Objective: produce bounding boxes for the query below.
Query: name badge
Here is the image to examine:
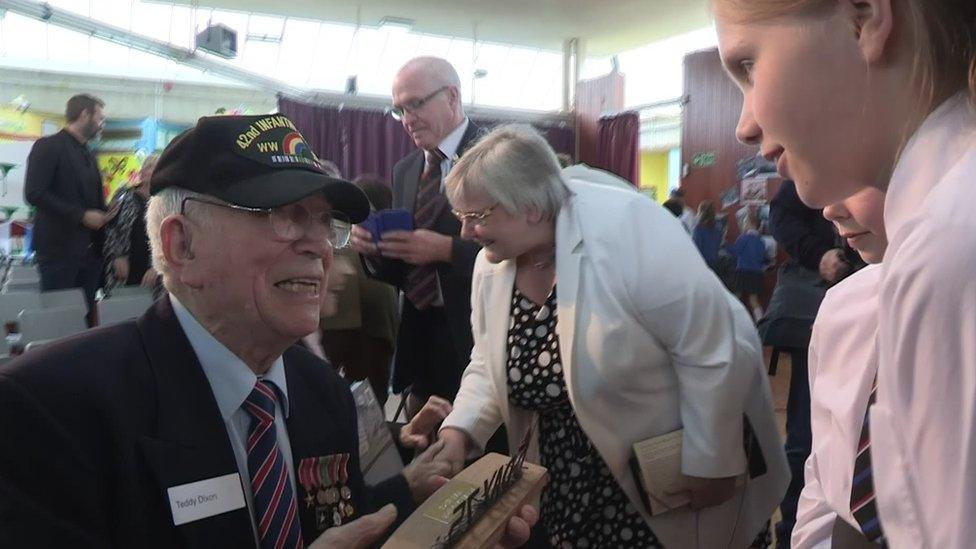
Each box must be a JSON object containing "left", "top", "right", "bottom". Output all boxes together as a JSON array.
[{"left": 167, "top": 473, "right": 246, "bottom": 526}]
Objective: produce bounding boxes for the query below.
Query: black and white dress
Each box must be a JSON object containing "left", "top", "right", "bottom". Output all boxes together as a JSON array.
[{"left": 506, "top": 286, "right": 662, "bottom": 548}]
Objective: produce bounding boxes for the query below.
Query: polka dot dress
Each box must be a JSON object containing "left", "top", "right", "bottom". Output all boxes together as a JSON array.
[{"left": 506, "top": 286, "right": 662, "bottom": 548}]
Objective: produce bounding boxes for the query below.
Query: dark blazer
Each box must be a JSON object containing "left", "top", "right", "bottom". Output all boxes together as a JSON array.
[
  {"left": 0, "top": 296, "right": 413, "bottom": 548},
  {"left": 769, "top": 180, "right": 864, "bottom": 273},
  {"left": 24, "top": 129, "right": 106, "bottom": 259},
  {"left": 366, "top": 122, "right": 483, "bottom": 395}
]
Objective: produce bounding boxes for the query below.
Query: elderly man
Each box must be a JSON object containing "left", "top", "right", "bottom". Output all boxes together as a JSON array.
[
  {"left": 350, "top": 57, "right": 482, "bottom": 413},
  {"left": 0, "top": 115, "right": 540, "bottom": 548}
]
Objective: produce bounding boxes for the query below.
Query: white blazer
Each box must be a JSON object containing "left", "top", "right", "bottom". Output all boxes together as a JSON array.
[
  {"left": 792, "top": 265, "right": 881, "bottom": 548},
  {"left": 442, "top": 180, "right": 789, "bottom": 548},
  {"left": 871, "top": 93, "right": 976, "bottom": 548}
]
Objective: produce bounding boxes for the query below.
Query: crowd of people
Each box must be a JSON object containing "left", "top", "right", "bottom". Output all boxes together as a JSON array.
[{"left": 0, "top": 1, "right": 974, "bottom": 547}]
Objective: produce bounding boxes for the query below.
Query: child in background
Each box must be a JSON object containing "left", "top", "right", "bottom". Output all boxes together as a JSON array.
[{"left": 730, "top": 212, "right": 768, "bottom": 321}]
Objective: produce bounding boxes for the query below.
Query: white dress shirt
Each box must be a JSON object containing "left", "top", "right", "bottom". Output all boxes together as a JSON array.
[
  {"left": 171, "top": 295, "right": 297, "bottom": 548},
  {"left": 434, "top": 117, "right": 469, "bottom": 192},
  {"left": 871, "top": 93, "right": 976, "bottom": 548},
  {"left": 792, "top": 265, "right": 881, "bottom": 548}
]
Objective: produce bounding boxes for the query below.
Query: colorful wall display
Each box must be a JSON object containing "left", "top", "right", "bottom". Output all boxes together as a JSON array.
[{"left": 97, "top": 152, "right": 143, "bottom": 202}]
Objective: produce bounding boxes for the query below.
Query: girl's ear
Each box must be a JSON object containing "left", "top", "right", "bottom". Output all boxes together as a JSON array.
[{"left": 846, "top": 0, "right": 895, "bottom": 64}]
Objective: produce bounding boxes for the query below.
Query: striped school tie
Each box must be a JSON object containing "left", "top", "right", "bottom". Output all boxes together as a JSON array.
[
  {"left": 404, "top": 148, "right": 447, "bottom": 310},
  {"left": 243, "top": 380, "right": 304, "bottom": 549},
  {"left": 850, "top": 377, "right": 887, "bottom": 546}
]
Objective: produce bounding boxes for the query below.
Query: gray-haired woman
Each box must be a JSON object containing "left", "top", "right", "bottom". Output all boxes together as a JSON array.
[{"left": 424, "top": 124, "right": 789, "bottom": 548}]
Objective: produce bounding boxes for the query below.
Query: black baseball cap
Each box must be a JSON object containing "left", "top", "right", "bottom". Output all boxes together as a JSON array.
[{"left": 151, "top": 114, "right": 370, "bottom": 223}]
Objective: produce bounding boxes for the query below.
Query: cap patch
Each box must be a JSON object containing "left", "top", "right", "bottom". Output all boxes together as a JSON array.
[
  {"left": 283, "top": 132, "right": 309, "bottom": 156},
  {"left": 235, "top": 115, "right": 319, "bottom": 169}
]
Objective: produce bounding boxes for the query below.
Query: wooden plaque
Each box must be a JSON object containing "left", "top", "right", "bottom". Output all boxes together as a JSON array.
[{"left": 382, "top": 453, "right": 548, "bottom": 549}]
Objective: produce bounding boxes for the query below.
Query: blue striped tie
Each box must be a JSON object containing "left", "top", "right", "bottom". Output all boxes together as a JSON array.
[
  {"left": 850, "top": 378, "right": 887, "bottom": 546},
  {"left": 243, "top": 380, "right": 304, "bottom": 549}
]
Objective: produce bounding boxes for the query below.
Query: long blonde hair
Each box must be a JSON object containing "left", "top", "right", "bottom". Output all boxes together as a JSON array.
[{"left": 712, "top": 0, "right": 976, "bottom": 114}]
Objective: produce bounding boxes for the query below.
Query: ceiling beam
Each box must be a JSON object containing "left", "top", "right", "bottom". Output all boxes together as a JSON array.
[{"left": 2, "top": 0, "right": 308, "bottom": 97}]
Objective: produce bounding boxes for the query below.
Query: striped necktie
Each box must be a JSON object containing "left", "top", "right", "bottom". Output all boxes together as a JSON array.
[
  {"left": 850, "top": 377, "right": 887, "bottom": 546},
  {"left": 404, "top": 148, "right": 447, "bottom": 310},
  {"left": 243, "top": 380, "right": 305, "bottom": 549}
]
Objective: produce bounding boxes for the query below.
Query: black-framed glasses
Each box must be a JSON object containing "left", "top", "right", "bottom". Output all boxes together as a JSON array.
[
  {"left": 180, "top": 196, "right": 352, "bottom": 248},
  {"left": 390, "top": 86, "right": 450, "bottom": 121},
  {"left": 452, "top": 202, "right": 499, "bottom": 225}
]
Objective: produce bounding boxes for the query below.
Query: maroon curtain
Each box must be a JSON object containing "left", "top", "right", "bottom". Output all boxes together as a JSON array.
[
  {"left": 279, "top": 96, "right": 575, "bottom": 182},
  {"left": 279, "top": 97, "right": 414, "bottom": 182},
  {"left": 597, "top": 111, "right": 640, "bottom": 187}
]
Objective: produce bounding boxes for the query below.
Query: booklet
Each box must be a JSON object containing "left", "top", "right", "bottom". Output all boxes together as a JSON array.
[
  {"left": 360, "top": 209, "right": 414, "bottom": 242},
  {"left": 630, "top": 425, "right": 764, "bottom": 516}
]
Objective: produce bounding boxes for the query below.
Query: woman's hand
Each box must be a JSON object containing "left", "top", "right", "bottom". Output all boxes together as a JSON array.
[
  {"left": 430, "top": 427, "right": 469, "bottom": 476},
  {"left": 140, "top": 267, "right": 158, "bottom": 288},
  {"left": 666, "top": 475, "right": 738, "bottom": 510},
  {"left": 402, "top": 440, "right": 452, "bottom": 503},
  {"left": 113, "top": 257, "right": 129, "bottom": 281},
  {"left": 399, "top": 396, "right": 453, "bottom": 450}
]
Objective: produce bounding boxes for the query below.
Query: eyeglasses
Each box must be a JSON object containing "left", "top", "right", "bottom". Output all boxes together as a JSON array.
[
  {"left": 181, "top": 196, "right": 352, "bottom": 249},
  {"left": 452, "top": 202, "right": 499, "bottom": 225},
  {"left": 390, "top": 86, "right": 449, "bottom": 121}
]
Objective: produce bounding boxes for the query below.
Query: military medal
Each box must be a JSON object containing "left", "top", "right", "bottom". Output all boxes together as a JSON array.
[
  {"left": 300, "top": 455, "right": 340, "bottom": 530},
  {"left": 298, "top": 457, "right": 321, "bottom": 510},
  {"left": 324, "top": 454, "right": 340, "bottom": 504}
]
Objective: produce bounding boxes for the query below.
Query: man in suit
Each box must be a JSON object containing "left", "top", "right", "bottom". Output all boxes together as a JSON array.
[
  {"left": 0, "top": 115, "right": 467, "bottom": 548},
  {"left": 350, "top": 57, "right": 482, "bottom": 414},
  {"left": 24, "top": 94, "right": 110, "bottom": 324}
]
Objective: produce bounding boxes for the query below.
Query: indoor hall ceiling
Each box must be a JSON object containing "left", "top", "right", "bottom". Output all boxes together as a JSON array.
[{"left": 171, "top": 0, "right": 712, "bottom": 55}]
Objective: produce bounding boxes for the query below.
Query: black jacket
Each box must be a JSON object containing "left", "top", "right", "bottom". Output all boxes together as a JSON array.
[
  {"left": 24, "top": 129, "right": 106, "bottom": 259},
  {"left": 364, "top": 122, "right": 484, "bottom": 395},
  {"left": 0, "top": 296, "right": 413, "bottom": 548}
]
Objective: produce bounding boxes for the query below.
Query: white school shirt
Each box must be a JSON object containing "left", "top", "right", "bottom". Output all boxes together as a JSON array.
[
  {"left": 792, "top": 265, "right": 881, "bottom": 548},
  {"left": 871, "top": 93, "right": 976, "bottom": 548}
]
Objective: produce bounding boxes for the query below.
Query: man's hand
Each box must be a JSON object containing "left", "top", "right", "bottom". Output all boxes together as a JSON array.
[
  {"left": 666, "top": 475, "right": 738, "bottom": 510},
  {"left": 113, "top": 257, "right": 129, "bottom": 281},
  {"left": 498, "top": 505, "right": 539, "bottom": 548},
  {"left": 819, "top": 248, "right": 850, "bottom": 284},
  {"left": 81, "top": 209, "right": 108, "bottom": 230},
  {"left": 400, "top": 396, "right": 453, "bottom": 451},
  {"left": 141, "top": 267, "right": 158, "bottom": 288},
  {"left": 377, "top": 230, "right": 452, "bottom": 265},
  {"left": 402, "top": 440, "right": 453, "bottom": 503},
  {"left": 349, "top": 225, "right": 380, "bottom": 257},
  {"left": 308, "top": 503, "right": 397, "bottom": 549}
]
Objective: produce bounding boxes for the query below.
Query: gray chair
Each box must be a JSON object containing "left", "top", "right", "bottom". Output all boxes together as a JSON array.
[
  {"left": 40, "top": 288, "right": 86, "bottom": 310},
  {"left": 18, "top": 306, "right": 87, "bottom": 346},
  {"left": 3, "top": 279, "right": 39, "bottom": 293},
  {"left": 0, "top": 291, "right": 41, "bottom": 326},
  {"left": 108, "top": 286, "right": 154, "bottom": 299},
  {"left": 6, "top": 264, "right": 38, "bottom": 282},
  {"left": 98, "top": 295, "right": 154, "bottom": 326}
]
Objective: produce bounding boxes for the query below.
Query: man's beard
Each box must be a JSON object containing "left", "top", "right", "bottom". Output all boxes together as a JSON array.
[{"left": 83, "top": 120, "right": 101, "bottom": 140}]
